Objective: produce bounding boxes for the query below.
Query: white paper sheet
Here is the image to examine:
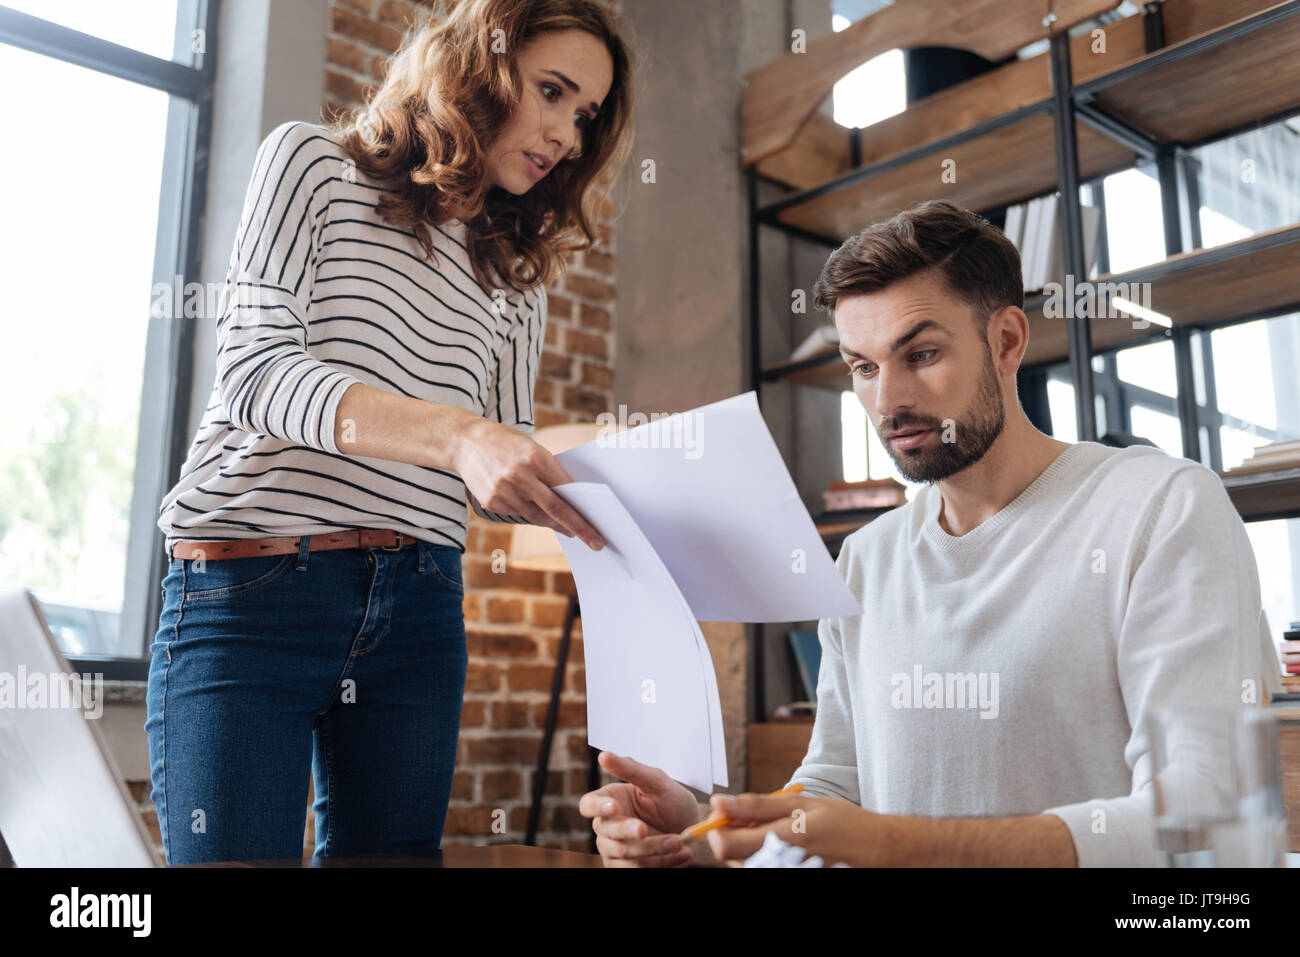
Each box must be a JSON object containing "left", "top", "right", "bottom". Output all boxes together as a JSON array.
[
  {"left": 557, "top": 391, "right": 861, "bottom": 622},
  {"left": 554, "top": 482, "right": 727, "bottom": 791}
]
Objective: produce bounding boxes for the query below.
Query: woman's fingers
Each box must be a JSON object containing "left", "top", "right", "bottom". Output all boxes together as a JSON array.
[{"left": 525, "top": 479, "right": 605, "bottom": 549}]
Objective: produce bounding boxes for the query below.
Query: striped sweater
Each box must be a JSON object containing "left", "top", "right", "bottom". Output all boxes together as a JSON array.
[{"left": 157, "top": 120, "right": 543, "bottom": 555}]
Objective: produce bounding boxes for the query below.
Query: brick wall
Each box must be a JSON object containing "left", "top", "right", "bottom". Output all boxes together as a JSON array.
[{"left": 325, "top": 0, "right": 621, "bottom": 851}]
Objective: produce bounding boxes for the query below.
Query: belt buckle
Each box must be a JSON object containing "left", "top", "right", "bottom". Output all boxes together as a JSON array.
[{"left": 380, "top": 533, "right": 404, "bottom": 552}]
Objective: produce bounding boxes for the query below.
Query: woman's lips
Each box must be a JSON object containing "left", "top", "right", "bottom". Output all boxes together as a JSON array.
[
  {"left": 890, "top": 429, "right": 933, "bottom": 450},
  {"left": 524, "top": 153, "right": 547, "bottom": 181}
]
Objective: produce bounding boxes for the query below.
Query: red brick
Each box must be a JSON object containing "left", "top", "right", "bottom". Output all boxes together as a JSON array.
[
  {"left": 461, "top": 699, "right": 486, "bottom": 727},
  {"left": 580, "top": 361, "right": 612, "bottom": 391},
  {"left": 534, "top": 378, "right": 556, "bottom": 405},
  {"left": 327, "top": 36, "right": 369, "bottom": 74},
  {"left": 569, "top": 666, "right": 586, "bottom": 694},
  {"left": 565, "top": 732, "right": 592, "bottom": 761},
  {"left": 597, "top": 224, "right": 613, "bottom": 249},
  {"left": 334, "top": 0, "right": 373, "bottom": 14},
  {"left": 330, "top": 6, "right": 404, "bottom": 53},
  {"left": 564, "top": 328, "right": 609, "bottom": 361},
  {"left": 462, "top": 592, "right": 482, "bottom": 622},
  {"left": 325, "top": 69, "right": 372, "bottom": 106},
  {"left": 486, "top": 596, "right": 525, "bottom": 624},
  {"left": 550, "top": 571, "right": 577, "bottom": 596},
  {"left": 464, "top": 661, "right": 501, "bottom": 692},
  {"left": 547, "top": 293, "right": 576, "bottom": 320},
  {"left": 578, "top": 303, "right": 611, "bottom": 332},
  {"left": 450, "top": 771, "right": 474, "bottom": 800},
  {"left": 479, "top": 525, "right": 514, "bottom": 553},
  {"left": 562, "top": 274, "right": 614, "bottom": 304},
  {"left": 546, "top": 634, "right": 584, "bottom": 662},
  {"left": 567, "top": 769, "right": 592, "bottom": 795},
  {"left": 508, "top": 663, "right": 555, "bottom": 692},
  {"left": 465, "top": 734, "right": 543, "bottom": 764},
  {"left": 544, "top": 318, "right": 565, "bottom": 347},
  {"left": 481, "top": 769, "right": 523, "bottom": 801},
  {"left": 375, "top": 0, "right": 421, "bottom": 31},
  {"left": 551, "top": 805, "right": 588, "bottom": 832},
  {"left": 529, "top": 596, "right": 570, "bottom": 627},
  {"left": 540, "top": 349, "right": 572, "bottom": 379},
  {"left": 491, "top": 700, "right": 534, "bottom": 729},
  {"left": 467, "top": 629, "right": 537, "bottom": 657},
  {"left": 532, "top": 700, "right": 586, "bottom": 728},
  {"left": 563, "top": 385, "right": 608, "bottom": 418},
  {"left": 463, "top": 558, "right": 545, "bottom": 591},
  {"left": 584, "top": 250, "right": 615, "bottom": 275}
]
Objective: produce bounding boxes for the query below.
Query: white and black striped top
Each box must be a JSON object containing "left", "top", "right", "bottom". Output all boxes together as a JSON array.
[{"left": 157, "top": 120, "right": 543, "bottom": 555}]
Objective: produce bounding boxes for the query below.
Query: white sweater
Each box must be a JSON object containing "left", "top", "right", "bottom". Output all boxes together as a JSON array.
[{"left": 787, "top": 441, "right": 1264, "bottom": 867}]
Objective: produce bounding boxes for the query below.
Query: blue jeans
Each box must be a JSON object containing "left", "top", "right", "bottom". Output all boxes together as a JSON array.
[{"left": 144, "top": 536, "right": 467, "bottom": 865}]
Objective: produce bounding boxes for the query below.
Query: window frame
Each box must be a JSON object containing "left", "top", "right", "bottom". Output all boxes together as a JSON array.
[{"left": 0, "top": 1, "right": 220, "bottom": 678}]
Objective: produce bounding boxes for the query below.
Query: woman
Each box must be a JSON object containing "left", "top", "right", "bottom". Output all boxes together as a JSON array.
[{"left": 146, "top": 0, "right": 634, "bottom": 864}]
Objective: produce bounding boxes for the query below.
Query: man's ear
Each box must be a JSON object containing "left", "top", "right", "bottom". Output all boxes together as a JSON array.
[{"left": 989, "top": 305, "right": 1029, "bottom": 375}]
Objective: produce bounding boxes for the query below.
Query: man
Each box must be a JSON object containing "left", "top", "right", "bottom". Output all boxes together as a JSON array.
[{"left": 579, "top": 200, "right": 1265, "bottom": 867}]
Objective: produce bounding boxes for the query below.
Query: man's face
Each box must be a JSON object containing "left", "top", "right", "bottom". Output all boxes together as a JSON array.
[{"left": 836, "top": 272, "right": 1006, "bottom": 483}]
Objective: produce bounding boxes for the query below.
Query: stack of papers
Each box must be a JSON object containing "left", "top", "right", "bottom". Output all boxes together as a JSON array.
[{"left": 552, "top": 392, "right": 861, "bottom": 792}]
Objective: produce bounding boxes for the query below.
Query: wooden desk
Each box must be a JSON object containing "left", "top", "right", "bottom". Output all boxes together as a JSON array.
[{"left": 190, "top": 844, "right": 605, "bottom": 868}]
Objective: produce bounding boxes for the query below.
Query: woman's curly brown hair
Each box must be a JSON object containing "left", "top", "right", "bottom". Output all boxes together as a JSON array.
[{"left": 326, "top": 0, "right": 634, "bottom": 293}]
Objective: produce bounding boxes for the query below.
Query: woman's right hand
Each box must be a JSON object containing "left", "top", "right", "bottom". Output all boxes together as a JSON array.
[{"left": 452, "top": 416, "right": 606, "bottom": 550}]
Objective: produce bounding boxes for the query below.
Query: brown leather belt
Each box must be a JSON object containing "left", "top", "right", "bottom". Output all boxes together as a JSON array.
[{"left": 170, "top": 529, "right": 418, "bottom": 561}]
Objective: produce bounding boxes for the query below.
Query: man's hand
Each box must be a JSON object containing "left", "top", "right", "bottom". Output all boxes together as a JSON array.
[
  {"left": 578, "top": 753, "right": 703, "bottom": 867},
  {"left": 703, "top": 792, "right": 1079, "bottom": 867},
  {"left": 704, "top": 792, "right": 880, "bottom": 867}
]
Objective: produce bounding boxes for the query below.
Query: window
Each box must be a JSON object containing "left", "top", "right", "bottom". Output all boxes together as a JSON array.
[{"left": 0, "top": 2, "right": 216, "bottom": 673}]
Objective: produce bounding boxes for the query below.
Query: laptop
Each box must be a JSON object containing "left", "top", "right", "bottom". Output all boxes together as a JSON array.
[{"left": 0, "top": 585, "right": 158, "bottom": 867}]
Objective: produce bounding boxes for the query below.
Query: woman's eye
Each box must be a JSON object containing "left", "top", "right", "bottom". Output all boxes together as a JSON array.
[{"left": 541, "top": 83, "right": 560, "bottom": 101}]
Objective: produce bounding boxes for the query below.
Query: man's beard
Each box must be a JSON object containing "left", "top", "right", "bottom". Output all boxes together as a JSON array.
[{"left": 878, "top": 348, "right": 1006, "bottom": 484}]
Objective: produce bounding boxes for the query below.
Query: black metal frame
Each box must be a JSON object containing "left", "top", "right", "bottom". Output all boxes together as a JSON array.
[
  {"left": 744, "top": 0, "right": 1300, "bottom": 719},
  {"left": 0, "top": 2, "right": 221, "bottom": 680}
]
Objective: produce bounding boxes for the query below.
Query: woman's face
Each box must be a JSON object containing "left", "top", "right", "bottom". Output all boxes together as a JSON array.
[{"left": 484, "top": 28, "right": 614, "bottom": 195}]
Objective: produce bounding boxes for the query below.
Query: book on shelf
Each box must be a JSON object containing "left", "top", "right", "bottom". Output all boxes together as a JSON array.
[
  {"left": 1220, "top": 439, "right": 1300, "bottom": 477},
  {"left": 1003, "top": 196, "right": 1102, "bottom": 293},
  {"left": 789, "top": 323, "right": 840, "bottom": 362},
  {"left": 821, "top": 477, "right": 908, "bottom": 512}
]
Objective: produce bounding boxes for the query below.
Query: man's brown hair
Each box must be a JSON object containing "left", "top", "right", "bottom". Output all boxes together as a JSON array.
[{"left": 812, "top": 200, "right": 1024, "bottom": 330}]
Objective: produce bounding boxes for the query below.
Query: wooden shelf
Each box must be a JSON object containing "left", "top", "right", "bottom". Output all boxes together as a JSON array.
[
  {"left": 1082, "top": 0, "right": 1300, "bottom": 147},
  {"left": 1222, "top": 466, "right": 1300, "bottom": 521},
  {"left": 753, "top": 0, "right": 1298, "bottom": 245},
  {"left": 772, "top": 112, "right": 1135, "bottom": 244}
]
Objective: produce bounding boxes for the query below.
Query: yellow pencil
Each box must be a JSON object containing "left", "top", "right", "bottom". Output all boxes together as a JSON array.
[{"left": 677, "top": 782, "right": 804, "bottom": 842}]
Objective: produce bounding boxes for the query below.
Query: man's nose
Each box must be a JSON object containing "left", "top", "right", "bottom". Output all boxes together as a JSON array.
[{"left": 873, "top": 368, "right": 913, "bottom": 420}]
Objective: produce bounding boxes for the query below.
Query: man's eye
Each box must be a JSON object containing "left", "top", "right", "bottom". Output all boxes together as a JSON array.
[
  {"left": 910, "top": 349, "right": 936, "bottom": 362},
  {"left": 849, "top": 364, "right": 875, "bottom": 378}
]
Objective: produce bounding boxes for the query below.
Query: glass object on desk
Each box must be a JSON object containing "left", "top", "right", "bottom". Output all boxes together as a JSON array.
[{"left": 1148, "top": 706, "right": 1286, "bottom": 867}]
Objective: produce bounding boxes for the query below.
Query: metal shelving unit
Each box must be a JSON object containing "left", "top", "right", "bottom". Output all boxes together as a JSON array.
[{"left": 742, "top": 0, "right": 1300, "bottom": 719}]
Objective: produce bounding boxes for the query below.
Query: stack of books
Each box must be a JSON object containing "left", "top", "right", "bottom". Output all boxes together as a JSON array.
[
  {"left": 1219, "top": 439, "right": 1300, "bottom": 477},
  {"left": 1003, "top": 195, "right": 1103, "bottom": 294}
]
